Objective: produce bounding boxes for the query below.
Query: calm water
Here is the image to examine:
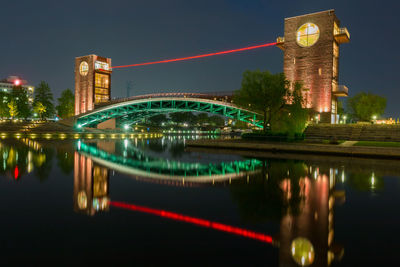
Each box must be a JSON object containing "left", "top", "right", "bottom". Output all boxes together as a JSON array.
[{"left": 0, "top": 136, "right": 399, "bottom": 265}]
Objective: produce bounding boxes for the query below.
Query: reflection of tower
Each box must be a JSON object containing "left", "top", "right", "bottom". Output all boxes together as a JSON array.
[
  {"left": 73, "top": 152, "right": 110, "bottom": 216},
  {"left": 279, "top": 167, "right": 342, "bottom": 266}
]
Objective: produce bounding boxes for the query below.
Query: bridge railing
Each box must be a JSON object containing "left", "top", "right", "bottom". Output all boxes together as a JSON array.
[{"left": 95, "top": 92, "right": 234, "bottom": 108}]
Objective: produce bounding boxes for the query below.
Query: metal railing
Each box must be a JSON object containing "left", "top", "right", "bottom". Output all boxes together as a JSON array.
[
  {"left": 334, "top": 27, "right": 350, "bottom": 39},
  {"left": 276, "top": 37, "right": 285, "bottom": 43}
]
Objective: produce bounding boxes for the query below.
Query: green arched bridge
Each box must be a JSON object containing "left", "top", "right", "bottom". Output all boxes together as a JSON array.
[{"left": 75, "top": 93, "right": 263, "bottom": 128}]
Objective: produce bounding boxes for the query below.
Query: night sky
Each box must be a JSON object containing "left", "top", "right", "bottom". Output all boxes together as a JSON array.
[{"left": 1, "top": 0, "right": 399, "bottom": 116}]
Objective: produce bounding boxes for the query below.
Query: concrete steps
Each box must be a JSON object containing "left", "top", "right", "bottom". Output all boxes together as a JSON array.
[{"left": 304, "top": 124, "right": 400, "bottom": 142}]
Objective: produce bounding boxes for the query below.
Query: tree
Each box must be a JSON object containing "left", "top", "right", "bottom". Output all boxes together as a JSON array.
[
  {"left": 33, "top": 102, "right": 46, "bottom": 120},
  {"left": 196, "top": 113, "right": 209, "bottom": 125},
  {"left": 280, "top": 82, "right": 308, "bottom": 135},
  {"left": 148, "top": 114, "right": 167, "bottom": 125},
  {"left": 169, "top": 112, "right": 197, "bottom": 125},
  {"left": 347, "top": 92, "right": 386, "bottom": 121},
  {"left": 56, "top": 89, "right": 75, "bottom": 119},
  {"left": 208, "top": 115, "right": 225, "bottom": 127},
  {"left": 8, "top": 100, "right": 18, "bottom": 118},
  {"left": 34, "top": 81, "right": 55, "bottom": 119},
  {"left": 0, "top": 91, "right": 9, "bottom": 118},
  {"left": 11, "top": 86, "right": 31, "bottom": 119},
  {"left": 234, "top": 70, "right": 290, "bottom": 132}
]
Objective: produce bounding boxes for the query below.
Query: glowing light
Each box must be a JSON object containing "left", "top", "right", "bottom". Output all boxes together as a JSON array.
[
  {"left": 110, "top": 201, "right": 273, "bottom": 244},
  {"left": 14, "top": 166, "right": 19, "bottom": 179},
  {"left": 14, "top": 79, "right": 21, "bottom": 86},
  {"left": 112, "top": 42, "right": 277, "bottom": 69},
  {"left": 124, "top": 124, "right": 129, "bottom": 130}
]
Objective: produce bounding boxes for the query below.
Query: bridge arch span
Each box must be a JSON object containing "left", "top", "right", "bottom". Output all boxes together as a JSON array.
[{"left": 76, "top": 97, "right": 263, "bottom": 128}]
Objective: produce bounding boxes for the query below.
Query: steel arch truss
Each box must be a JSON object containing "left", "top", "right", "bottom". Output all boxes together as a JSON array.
[{"left": 76, "top": 98, "right": 263, "bottom": 128}]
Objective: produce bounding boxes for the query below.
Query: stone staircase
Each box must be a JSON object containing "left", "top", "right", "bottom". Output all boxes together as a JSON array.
[{"left": 304, "top": 124, "right": 400, "bottom": 142}]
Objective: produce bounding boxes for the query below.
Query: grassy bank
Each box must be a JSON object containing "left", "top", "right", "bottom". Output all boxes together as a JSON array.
[{"left": 354, "top": 141, "right": 400, "bottom": 148}]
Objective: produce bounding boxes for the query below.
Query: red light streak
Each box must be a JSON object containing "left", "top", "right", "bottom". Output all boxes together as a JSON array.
[
  {"left": 111, "top": 42, "right": 277, "bottom": 69},
  {"left": 14, "top": 166, "right": 19, "bottom": 180},
  {"left": 110, "top": 201, "right": 273, "bottom": 244}
]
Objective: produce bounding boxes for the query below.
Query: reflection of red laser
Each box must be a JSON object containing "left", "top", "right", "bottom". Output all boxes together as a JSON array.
[
  {"left": 111, "top": 42, "right": 277, "bottom": 69},
  {"left": 14, "top": 166, "right": 19, "bottom": 180},
  {"left": 110, "top": 201, "right": 273, "bottom": 244}
]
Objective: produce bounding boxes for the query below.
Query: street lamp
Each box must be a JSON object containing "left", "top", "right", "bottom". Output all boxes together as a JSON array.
[
  {"left": 124, "top": 124, "right": 130, "bottom": 130},
  {"left": 372, "top": 115, "right": 377, "bottom": 123},
  {"left": 343, "top": 115, "right": 347, "bottom": 124}
]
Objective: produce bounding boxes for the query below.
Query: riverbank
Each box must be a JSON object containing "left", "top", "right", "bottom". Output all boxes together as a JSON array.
[{"left": 186, "top": 139, "right": 400, "bottom": 159}]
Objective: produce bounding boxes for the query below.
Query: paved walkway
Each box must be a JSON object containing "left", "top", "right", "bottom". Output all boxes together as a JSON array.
[
  {"left": 340, "top": 141, "right": 357, "bottom": 147},
  {"left": 186, "top": 139, "right": 400, "bottom": 159}
]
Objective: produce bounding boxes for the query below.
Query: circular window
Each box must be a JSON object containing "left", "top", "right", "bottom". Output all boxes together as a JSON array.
[
  {"left": 296, "top": 23, "right": 320, "bottom": 47},
  {"left": 77, "top": 191, "right": 88, "bottom": 210},
  {"left": 79, "top": 61, "right": 89, "bottom": 76},
  {"left": 291, "top": 237, "right": 315, "bottom": 266}
]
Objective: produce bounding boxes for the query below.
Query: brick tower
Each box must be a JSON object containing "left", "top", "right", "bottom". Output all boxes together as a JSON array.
[
  {"left": 75, "top": 55, "right": 112, "bottom": 115},
  {"left": 277, "top": 10, "right": 350, "bottom": 123}
]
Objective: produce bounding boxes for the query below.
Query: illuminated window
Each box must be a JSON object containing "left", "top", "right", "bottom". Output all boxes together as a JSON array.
[
  {"left": 296, "top": 23, "right": 320, "bottom": 47},
  {"left": 79, "top": 61, "right": 89, "bottom": 76},
  {"left": 95, "top": 73, "right": 109, "bottom": 88}
]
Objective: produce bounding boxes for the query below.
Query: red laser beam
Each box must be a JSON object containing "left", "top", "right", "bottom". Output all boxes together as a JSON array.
[
  {"left": 110, "top": 201, "right": 273, "bottom": 244},
  {"left": 111, "top": 42, "right": 277, "bottom": 69}
]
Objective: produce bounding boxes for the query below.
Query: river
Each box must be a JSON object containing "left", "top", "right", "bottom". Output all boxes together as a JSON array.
[{"left": 0, "top": 136, "right": 399, "bottom": 265}]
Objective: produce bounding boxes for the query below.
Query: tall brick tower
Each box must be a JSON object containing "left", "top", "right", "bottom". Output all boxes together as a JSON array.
[
  {"left": 277, "top": 10, "right": 350, "bottom": 123},
  {"left": 75, "top": 55, "right": 112, "bottom": 115}
]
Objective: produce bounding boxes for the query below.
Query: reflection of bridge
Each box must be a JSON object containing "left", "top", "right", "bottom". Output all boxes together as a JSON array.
[
  {"left": 75, "top": 93, "right": 263, "bottom": 129},
  {"left": 77, "top": 141, "right": 263, "bottom": 182},
  {"left": 73, "top": 140, "right": 344, "bottom": 266}
]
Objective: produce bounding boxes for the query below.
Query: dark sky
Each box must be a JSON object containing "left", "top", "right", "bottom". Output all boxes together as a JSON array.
[{"left": 1, "top": 0, "right": 399, "bottom": 116}]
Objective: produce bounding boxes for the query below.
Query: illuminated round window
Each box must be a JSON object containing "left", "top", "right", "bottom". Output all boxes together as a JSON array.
[
  {"left": 79, "top": 61, "right": 89, "bottom": 76},
  {"left": 296, "top": 23, "right": 320, "bottom": 47},
  {"left": 291, "top": 237, "right": 315, "bottom": 266}
]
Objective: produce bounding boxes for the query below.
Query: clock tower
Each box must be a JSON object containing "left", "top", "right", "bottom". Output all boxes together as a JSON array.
[
  {"left": 75, "top": 55, "right": 112, "bottom": 115},
  {"left": 277, "top": 10, "right": 350, "bottom": 123}
]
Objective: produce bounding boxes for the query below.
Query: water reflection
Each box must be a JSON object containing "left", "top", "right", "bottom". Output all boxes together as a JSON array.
[
  {"left": 73, "top": 140, "right": 344, "bottom": 266},
  {"left": 0, "top": 137, "right": 396, "bottom": 265}
]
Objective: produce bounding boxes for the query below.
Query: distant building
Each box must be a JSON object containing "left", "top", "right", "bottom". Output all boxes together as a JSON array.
[
  {"left": 277, "top": 10, "right": 350, "bottom": 123},
  {"left": 0, "top": 76, "right": 35, "bottom": 104},
  {"left": 75, "top": 55, "right": 112, "bottom": 115}
]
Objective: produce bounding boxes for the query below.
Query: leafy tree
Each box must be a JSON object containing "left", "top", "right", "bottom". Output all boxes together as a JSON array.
[
  {"left": 347, "top": 92, "right": 386, "bottom": 121},
  {"left": 196, "top": 113, "right": 209, "bottom": 125},
  {"left": 56, "top": 89, "right": 75, "bottom": 119},
  {"left": 8, "top": 100, "right": 18, "bottom": 118},
  {"left": 11, "top": 86, "right": 31, "bottom": 119},
  {"left": 208, "top": 115, "right": 225, "bottom": 127},
  {"left": 148, "top": 114, "right": 167, "bottom": 125},
  {"left": 169, "top": 112, "right": 197, "bottom": 125},
  {"left": 33, "top": 102, "right": 46, "bottom": 120},
  {"left": 34, "top": 81, "right": 55, "bottom": 118},
  {"left": 272, "top": 82, "right": 308, "bottom": 135},
  {"left": 337, "top": 100, "right": 345, "bottom": 117},
  {"left": 234, "top": 70, "right": 290, "bottom": 132},
  {"left": 0, "top": 91, "right": 9, "bottom": 118}
]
